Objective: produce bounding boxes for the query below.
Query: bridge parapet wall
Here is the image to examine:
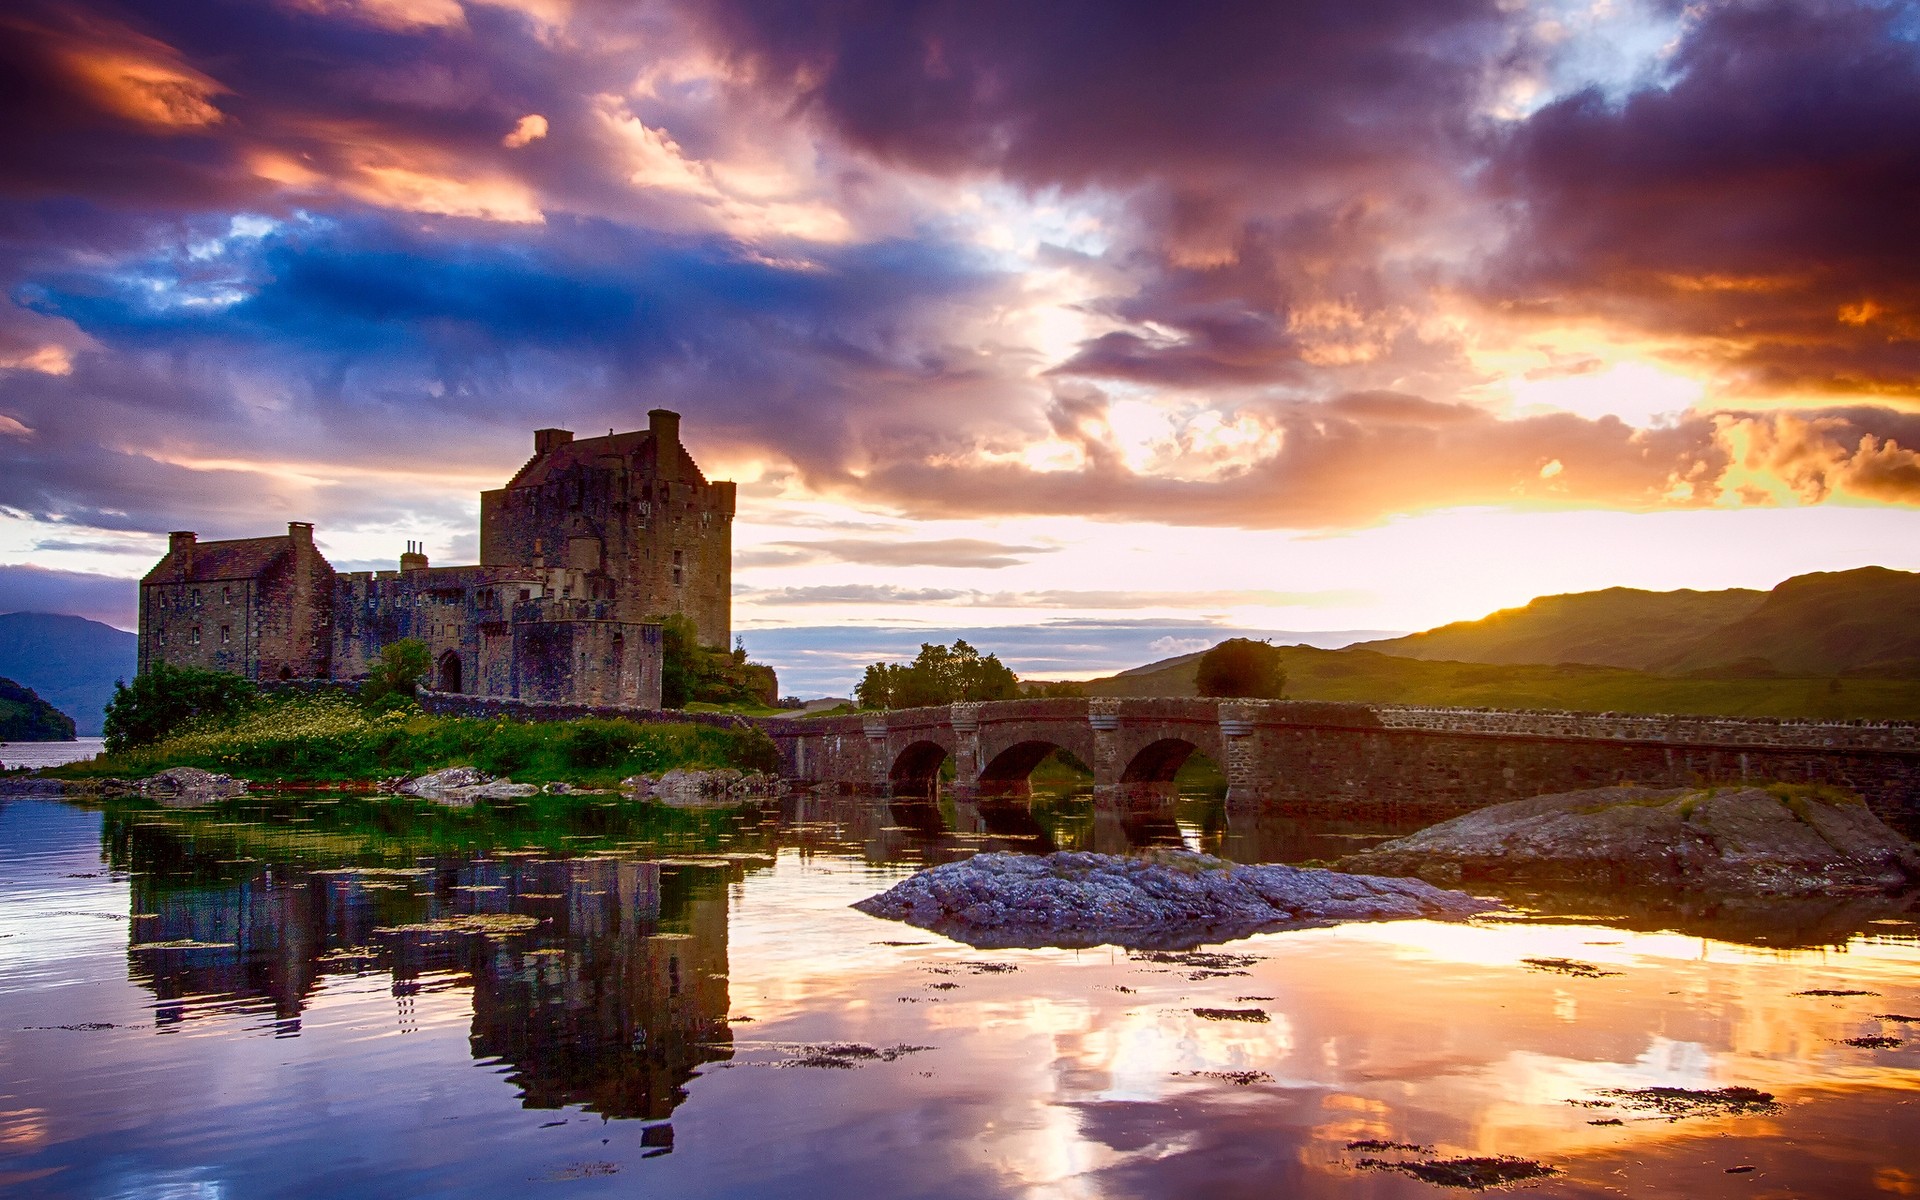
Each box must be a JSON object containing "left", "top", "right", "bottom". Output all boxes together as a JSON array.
[{"left": 1374, "top": 706, "right": 1920, "bottom": 751}]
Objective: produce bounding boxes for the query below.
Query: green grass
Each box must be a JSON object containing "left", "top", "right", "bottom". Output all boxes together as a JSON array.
[
  {"left": 49, "top": 692, "right": 779, "bottom": 786},
  {"left": 1087, "top": 645, "right": 1920, "bottom": 719}
]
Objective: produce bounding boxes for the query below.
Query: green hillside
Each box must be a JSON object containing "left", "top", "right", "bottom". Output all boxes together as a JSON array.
[
  {"left": 1084, "top": 645, "right": 1920, "bottom": 720},
  {"left": 0, "top": 676, "right": 77, "bottom": 741},
  {"left": 1356, "top": 587, "right": 1765, "bottom": 671},
  {"left": 1660, "top": 567, "right": 1920, "bottom": 677}
]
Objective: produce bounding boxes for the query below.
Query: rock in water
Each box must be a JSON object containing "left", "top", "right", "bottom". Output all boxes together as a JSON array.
[
  {"left": 1339, "top": 785, "right": 1920, "bottom": 896},
  {"left": 853, "top": 849, "right": 1498, "bottom": 950},
  {"left": 398, "top": 767, "right": 538, "bottom": 804},
  {"left": 136, "top": 767, "right": 247, "bottom": 805}
]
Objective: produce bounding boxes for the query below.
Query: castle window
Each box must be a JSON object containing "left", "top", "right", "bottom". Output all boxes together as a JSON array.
[
  {"left": 190, "top": 626, "right": 201, "bottom": 645},
  {"left": 220, "top": 625, "right": 230, "bottom": 644},
  {"left": 519, "top": 589, "right": 530, "bottom": 602},
  {"left": 157, "top": 631, "right": 166, "bottom": 646},
  {"left": 191, "top": 588, "right": 201, "bottom": 606},
  {"left": 672, "top": 548, "right": 684, "bottom": 587},
  {"left": 223, "top": 586, "right": 232, "bottom": 605}
]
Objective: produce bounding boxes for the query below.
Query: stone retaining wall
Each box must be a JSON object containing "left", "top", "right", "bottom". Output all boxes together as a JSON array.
[{"left": 417, "top": 689, "right": 754, "bottom": 731}]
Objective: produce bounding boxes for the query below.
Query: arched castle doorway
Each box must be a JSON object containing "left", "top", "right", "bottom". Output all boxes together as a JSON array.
[{"left": 438, "top": 650, "right": 463, "bottom": 694}]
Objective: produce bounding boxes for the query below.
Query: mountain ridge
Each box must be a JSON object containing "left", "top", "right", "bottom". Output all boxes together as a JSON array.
[{"left": 0, "top": 611, "right": 138, "bottom": 736}]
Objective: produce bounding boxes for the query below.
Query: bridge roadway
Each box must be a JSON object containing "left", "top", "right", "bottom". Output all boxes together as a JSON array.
[{"left": 765, "top": 697, "right": 1920, "bottom": 823}]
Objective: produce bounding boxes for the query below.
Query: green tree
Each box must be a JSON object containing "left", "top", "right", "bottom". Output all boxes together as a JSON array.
[
  {"left": 1195, "top": 638, "right": 1286, "bottom": 699},
  {"left": 656, "top": 617, "right": 779, "bottom": 709},
  {"left": 360, "top": 639, "right": 432, "bottom": 708},
  {"left": 103, "top": 663, "right": 258, "bottom": 753},
  {"left": 856, "top": 640, "right": 1020, "bottom": 709}
]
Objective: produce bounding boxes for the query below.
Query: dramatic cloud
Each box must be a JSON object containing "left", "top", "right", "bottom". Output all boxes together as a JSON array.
[
  {"left": 0, "top": 0, "right": 1914, "bottom": 645},
  {"left": 1485, "top": 0, "right": 1920, "bottom": 396}
]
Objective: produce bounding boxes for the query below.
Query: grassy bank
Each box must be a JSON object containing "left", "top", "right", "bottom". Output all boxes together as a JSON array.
[
  {"left": 1089, "top": 645, "right": 1920, "bottom": 719},
  {"left": 50, "top": 692, "right": 779, "bottom": 786}
]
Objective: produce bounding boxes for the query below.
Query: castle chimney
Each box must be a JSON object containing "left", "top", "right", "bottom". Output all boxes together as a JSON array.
[
  {"left": 648, "top": 408, "right": 681, "bottom": 445},
  {"left": 534, "top": 428, "right": 574, "bottom": 456},
  {"left": 400, "top": 539, "right": 429, "bottom": 572},
  {"left": 169, "top": 531, "right": 197, "bottom": 553},
  {"left": 288, "top": 521, "right": 314, "bottom": 547}
]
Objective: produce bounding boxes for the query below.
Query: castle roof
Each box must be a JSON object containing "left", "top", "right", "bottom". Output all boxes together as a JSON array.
[
  {"left": 501, "top": 428, "right": 709, "bottom": 491},
  {"left": 142, "top": 535, "right": 295, "bottom": 585}
]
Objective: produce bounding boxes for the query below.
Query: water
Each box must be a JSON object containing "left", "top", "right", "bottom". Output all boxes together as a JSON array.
[
  {"left": 2, "top": 787, "right": 1917, "bottom": 1198},
  {"left": 0, "top": 739, "right": 103, "bottom": 770}
]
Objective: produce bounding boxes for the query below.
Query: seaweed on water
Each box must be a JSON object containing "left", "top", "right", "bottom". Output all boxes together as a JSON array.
[
  {"left": 1840, "top": 1035, "right": 1902, "bottom": 1049},
  {"left": 1193, "top": 1007, "right": 1270, "bottom": 1023},
  {"left": 1357, "top": 1156, "right": 1558, "bottom": 1190},
  {"left": 1593, "top": 1086, "right": 1778, "bottom": 1119},
  {"left": 773, "top": 1042, "right": 934, "bottom": 1069},
  {"left": 1182, "top": 1070, "right": 1273, "bottom": 1086},
  {"left": 1522, "top": 957, "right": 1621, "bottom": 978},
  {"left": 1347, "top": 1140, "right": 1429, "bottom": 1153},
  {"left": 1794, "top": 988, "right": 1878, "bottom": 997}
]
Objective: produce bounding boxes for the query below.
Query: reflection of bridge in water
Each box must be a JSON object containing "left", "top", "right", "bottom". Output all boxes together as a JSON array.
[
  {"left": 769, "top": 697, "right": 1920, "bottom": 823},
  {"left": 110, "top": 813, "right": 738, "bottom": 1127}
]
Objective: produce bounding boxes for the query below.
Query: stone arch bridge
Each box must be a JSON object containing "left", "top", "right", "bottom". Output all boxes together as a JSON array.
[{"left": 766, "top": 698, "right": 1920, "bottom": 824}]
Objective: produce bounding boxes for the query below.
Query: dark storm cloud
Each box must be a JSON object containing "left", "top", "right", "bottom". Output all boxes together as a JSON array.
[
  {"left": 1486, "top": 0, "right": 1920, "bottom": 394},
  {"left": 690, "top": 0, "right": 1508, "bottom": 191},
  {"left": 693, "top": 0, "right": 1514, "bottom": 392}
]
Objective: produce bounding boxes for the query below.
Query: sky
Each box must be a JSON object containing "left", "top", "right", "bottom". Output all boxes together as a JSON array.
[{"left": 1, "top": 0, "right": 1917, "bottom": 693}]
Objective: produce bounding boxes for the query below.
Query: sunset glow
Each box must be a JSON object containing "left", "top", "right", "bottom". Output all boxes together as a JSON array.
[{"left": 0, "top": 0, "right": 1916, "bottom": 689}]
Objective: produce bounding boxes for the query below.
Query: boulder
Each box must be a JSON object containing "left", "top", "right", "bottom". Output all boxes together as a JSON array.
[
  {"left": 1339, "top": 785, "right": 1920, "bottom": 896},
  {"left": 627, "top": 769, "right": 788, "bottom": 805},
  {"left": 137, "top": 767, "right": 248, "bottom": 804},
  {"left": 854, "top": 849, "right": 1498, "bottom": 950},
  {"left": 398, "top": 767, "right": 538, "bottom": 804}
]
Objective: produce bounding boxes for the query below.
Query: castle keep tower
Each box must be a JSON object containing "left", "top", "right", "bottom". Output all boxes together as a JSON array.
[
  {"left": 138, "top": 409, "right": 736, "bottom": 709},
  {"left": 479, "top": 409, "right": 734, "bottom": 647}
]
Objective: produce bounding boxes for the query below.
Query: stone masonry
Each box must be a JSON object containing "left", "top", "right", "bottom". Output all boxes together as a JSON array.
[
  {"left": 767, "top": 697, "right": 1920, "bottom": 826},
  {"left": 138, "top": 409, "right": 737, "bottom": 709}
]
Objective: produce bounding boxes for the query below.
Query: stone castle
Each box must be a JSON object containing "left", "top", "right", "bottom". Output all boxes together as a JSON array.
[{"left": 139, "top": 409, "right": 733, "bottom": 709}]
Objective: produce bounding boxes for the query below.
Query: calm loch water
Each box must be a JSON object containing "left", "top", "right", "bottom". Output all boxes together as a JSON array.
[{"left": 2, "top": 788, "right": 1918, "bottom": 1198}]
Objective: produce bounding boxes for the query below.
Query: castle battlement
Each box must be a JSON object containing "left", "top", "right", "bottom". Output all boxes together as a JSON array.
[{"left": 136, "top": 410, "right": 733, "bottom": 709}]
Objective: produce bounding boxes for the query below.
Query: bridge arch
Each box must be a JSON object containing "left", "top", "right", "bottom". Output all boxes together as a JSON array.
[
  {"left": 1121, "top": 737, "right": 1205, "bottom": 783},
  {"left": 889, "top": 739, "right": 949, "bottom": 798}
]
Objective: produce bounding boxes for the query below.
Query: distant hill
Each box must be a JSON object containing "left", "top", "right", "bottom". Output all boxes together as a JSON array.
[
  {"left": 1659, "top": 567, "right": 1920, "bottom": 677},
  {"left": 1356, "top": 587, "right": 1766, "bottom": 671},
  {"left": 1082, "top": 643, "right": 1920, "bottom": 720},
  {"left": 0, "top": 676, "right": 75, "bottom": 741},
  {"left": 0, "top": 612, "right": 138, "bottom": 736}
]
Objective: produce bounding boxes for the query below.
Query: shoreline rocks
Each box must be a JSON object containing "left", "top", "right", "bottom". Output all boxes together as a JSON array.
[
  {"left": 854, "top": 849, "right": 1498, "bottom": 950},
  {"left": 394, "top": 767, "right": 539, "bottom": 804},
  {"left": 622, "top": 768, "right": 788, "bottom": 805},
  {"left": 1339, "top": 785, "right": 1920, "bottom": 896}
]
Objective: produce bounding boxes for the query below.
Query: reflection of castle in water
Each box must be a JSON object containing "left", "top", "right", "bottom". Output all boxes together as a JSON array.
[{"left": 112, "top": 816, "right": 734, "bottom": 1123}]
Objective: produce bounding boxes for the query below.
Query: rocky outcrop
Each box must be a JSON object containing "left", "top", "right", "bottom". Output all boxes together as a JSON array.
[
  {"left": 75, "top": 767, "right": 250, "bottom": 805},
  {"left": 394, "top": 767, "right": 539, "bottom": 804},
  {"left": 854, "top": 849, "right": 1498, "bottom": 950},
  {"left": 1339, "top": 785, "right": 1920, "bottom": 896},
  {"left": 622, "top": 768, "right": 787, "bottom": 805}
]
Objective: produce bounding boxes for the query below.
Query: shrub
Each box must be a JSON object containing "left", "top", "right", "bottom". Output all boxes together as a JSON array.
[
  {"left": 566, "top": 719, "right": 645, "bottom": 769},
  {"left": 1195, "top": 639, "right": 1287, "bottom": 699},
  {"left": 361, "top": 639, "right": 432, "bottom": 707},
  {"left": 103, "top": 663, "right": 257, "bottom": 753}
]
